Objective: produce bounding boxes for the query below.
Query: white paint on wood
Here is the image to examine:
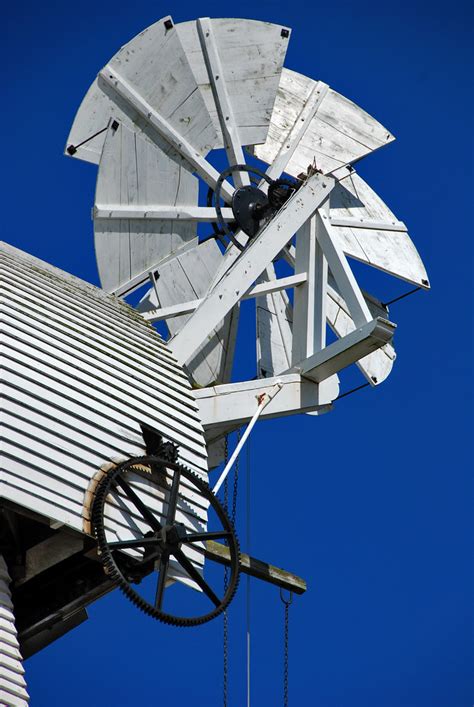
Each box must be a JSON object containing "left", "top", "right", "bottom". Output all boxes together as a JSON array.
[
  {"left": 0, "top": 243, "right": 209, "bottom": 589},
  {"left": 170, "top": 173, "right": 334, "bottom": 365},
  {"left": 66, "top": 16, "right": 218, "bottom": 163},
  {"left": 177, "top": 18, "right": 289, "bottom": 150},
  {"left": 329, "top": 171, "right": 430, "bottom": 287},
  {"left": 253, "top": 68, "right": 395, "bottom": 176},
  {"left": 0, "top": 558, "right": 29, "bottom": 706},
  {"left": 94, "top": 123, "right": 198, "bottom": 293},
  {"left": 194, "top": 373, "right": 339, "bottom": 427}
]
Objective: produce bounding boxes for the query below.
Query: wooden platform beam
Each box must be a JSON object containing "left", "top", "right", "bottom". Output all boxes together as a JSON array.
[{"left": 205, "top": 540, "right": 307, "bottom": 595}]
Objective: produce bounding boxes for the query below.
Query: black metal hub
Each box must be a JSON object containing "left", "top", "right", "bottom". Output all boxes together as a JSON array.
[{"left": 232, "top": 185, "right": 269, "bottom": 237}]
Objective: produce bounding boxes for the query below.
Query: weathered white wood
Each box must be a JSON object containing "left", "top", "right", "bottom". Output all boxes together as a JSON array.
[
  {"left": 254, "top": 68, "right": 395, "bottom": 176},
  {"left": 98, "top": 66, "right": 234, "bottom": 203},
  {"left": 137, "top": 239, "right": 238, "bottom": 387},
  {"left": 95, "top": 123, "right": 199, "bottom": 293},
  {"left": 94, "top": 205, "right": 233, "bottom": 222},
  {"left": 263, "top": 81, "right": 329, "bottom": 181},
  {"left": 66, "top": 16, "right": 218, "bottom": 163},
  {"left": 315, "top": 210, "right": 373, "bottom": 327},
  {"left": 329, "top": 171, "right": 430, "bottom": 287},
  {"left": 329, "top": 216, "right": 407, "bottom": 232},
  {"left": 197, "top": 18, "right": 250, "bottom": 188},
  {"left": 170, "top": 173, "right": 334, "bottom": 365},
  {"left": 292, "top": 218, "right": 327, "bottom": 365},
  {"left": 0, "top": 558, "right": 29, "bottom": 706},
  {"left": 0, "top": 243, "right": 209, "bottom": 589},
  {"left": 194, "top": 373, "right": 339, "bottom": 428},
  {"left": 112, "top": 238, "right": 199, "bottom": 297},
  {"left": 177, "top": 18, "right": 289, "bottom": 150},
  {"left": 293, "top": 317, "right": 396, "bottom": 383},
  {"left": 142, "top": 272, "right": 307, "bottom": 322}
]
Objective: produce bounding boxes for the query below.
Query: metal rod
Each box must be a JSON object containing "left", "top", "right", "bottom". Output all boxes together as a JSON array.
[
  {"left": 212, "top": 383, "right": 283, "bottom": 495},
  {"left": 382, "top": 286, "right": 422, "bottom": 307}
]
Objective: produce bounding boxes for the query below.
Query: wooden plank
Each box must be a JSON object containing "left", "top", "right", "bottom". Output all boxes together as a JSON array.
[
  {"left": 292, "top": 218, "right": 327, "bottom": 364},
  {"left": 177, "top": 18, "right": 289, "bottom": 150},
  {"left": 66, "top": 16, "right": 218, "bottom": 163},
  {"left": 197, "top": 18, "right": 250, "bottom": 188},
  {"left": 170, "top": 173, "right": 334, "bottom": 366},
  {"left": 295, "top": 317, "right": 396, "bottom": 383},
  {"left": 94, "top": 205, "right": 233, "bottom": 221},
  {"left": 205, "top": 541, "right": 306, "bottom": 595},
  {"left": 142, "top": 272, "right": 307, "bottom": 322},
  {"left": 98, "top": 66, "right": 234, "bottom": 203},
  {"left": 94, "top": 122, "right": 198, "bottom": 293},
  {"left": 316, "top": 210, "right": 373, "bottom": 327},
  {"left": 254, "top": 68, "right": 395, "bottom": 176},
  {"left": 329, "top": 172, "right": 430, "bottom": 287},
  {"left": 194, "top": 373, "right": 338, "bottom": 427}
]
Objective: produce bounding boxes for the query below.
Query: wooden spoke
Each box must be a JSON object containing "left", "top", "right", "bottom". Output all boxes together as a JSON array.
[{"left": 172, "top": 548, "right": 221, "bottom": 607}]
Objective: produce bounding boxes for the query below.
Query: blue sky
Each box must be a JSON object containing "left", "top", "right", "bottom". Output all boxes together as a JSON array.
[{"left": 3, "top": 1, "right": 473, "bottom": 705}]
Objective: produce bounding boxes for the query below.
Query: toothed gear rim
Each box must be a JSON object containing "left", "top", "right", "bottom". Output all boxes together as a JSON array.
[{"left": 92, "top": 455, "right": 240, "bottom": 627}]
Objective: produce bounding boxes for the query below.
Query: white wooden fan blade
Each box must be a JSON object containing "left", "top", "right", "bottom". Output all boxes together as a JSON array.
[
  {"left": 329, "top": 171, "right": 430, "bottom": 288},
  {"left": 94, "top": 123, "right": 198, "bottom": 293},
  {"left": 65, "top": 15, "right": 217, "bottom": 163},
  {"left": 137, "top": 240, "right": 239, "bottom": 388},
  {"left": 252, "top": 68, "right": 394, "bottom": 175},
  {"left": 176, "top": 18, "right": 290, "bottom": 150}
]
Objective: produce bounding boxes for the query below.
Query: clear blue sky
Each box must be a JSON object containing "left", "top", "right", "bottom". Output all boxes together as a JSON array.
[{"left": 3, "top": 1, "right": 473, "bottom": 705}]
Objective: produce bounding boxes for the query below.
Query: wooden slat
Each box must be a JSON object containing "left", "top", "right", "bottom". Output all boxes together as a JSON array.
[
  {"left": 66, "top": 16, "right": 217, "bottom": 163},
  {"left": 253, "top": 68, "right": 394, "bottom": 176},
  {"left": 205, "top": 541, "right": 306, "bottom": 595}
]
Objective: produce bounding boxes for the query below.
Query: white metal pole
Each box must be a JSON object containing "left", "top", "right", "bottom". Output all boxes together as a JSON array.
[{"left": 212, "top": 383, "right": 282, "bottom": 495}]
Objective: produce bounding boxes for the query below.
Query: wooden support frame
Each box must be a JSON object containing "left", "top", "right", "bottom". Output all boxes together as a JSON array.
[
  {"left": 194, "top": 373, "right": 338, "bottom": 428},
  {"left": 292, "top": 218, "right": 327, "bottom": 365},
  {"left": 169, "top": 173, "right": 334, "bottom": 365},
  {"left": 143, "top": 272, "right": 307, "bottom": 323},
  {"left": 99, "top": 66, "right": 235, "bottom": 203},
  {"left": 293, "top": 317, "right": 396, "bottom": 383},
  {"left": 315, "top": 209, "right": 373, "bottom": 327}
]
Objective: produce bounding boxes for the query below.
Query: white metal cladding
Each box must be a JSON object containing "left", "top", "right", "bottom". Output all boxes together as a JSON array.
[
  {"left": 0, "top": 557, "right": 29, "bottom": 706},
  {"left": 0, "top": 242, "right": 209, "bottom": 585}
]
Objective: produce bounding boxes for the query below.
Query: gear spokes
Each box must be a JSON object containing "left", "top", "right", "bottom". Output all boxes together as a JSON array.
[{"left": 92, "top": 456, "right": 240, "bottom": 627}]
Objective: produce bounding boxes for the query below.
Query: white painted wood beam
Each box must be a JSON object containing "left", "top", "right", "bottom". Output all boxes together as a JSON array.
[
  {"left": 315, "top": 210, "right": 373, "bottom": 327},
  {"left": 329, "top": 216, "right": 407, "bottom": 232},
  {"left": 264, "top": 81, "right": 329, "bottom": 181},
  {"left": 143, "top": 272, "right": 307, "bottom": 323},
  {"left": 194, "top": 373, "right": 338, "bottom": 428},
  {"left": 110, "top": 239, "right": 199, "bottom": 297},
  {"left": 94, "top": 205, "right": 234, "bottom": 222},
  {"left": 99, "top": 66, "right": 235, "bottom": 203},
  {"left": 169, "top": 173, "right": 334, "bottom": 365},
  {"left": 292, "top": 218, "right": 327, "bottom": 365},
  {"left": 197, "top": 18, "right": 250, "bottom": 189},
  {"left": 294, "top": 317, "right": 396, "bottom": 383}
]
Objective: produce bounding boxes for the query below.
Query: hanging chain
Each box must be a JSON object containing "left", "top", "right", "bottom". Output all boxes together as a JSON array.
[{"left": 280, "top": 589, "right": 293, "bottom": 707}]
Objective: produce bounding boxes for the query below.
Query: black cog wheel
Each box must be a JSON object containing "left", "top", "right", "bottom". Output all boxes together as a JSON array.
[{"left": 91, "top": 455, "right": 240, "bottom": 627}]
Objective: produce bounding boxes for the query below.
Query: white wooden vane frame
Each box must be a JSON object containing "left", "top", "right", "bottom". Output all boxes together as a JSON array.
[{"left": 66, "top": 15, "right": 429, "bottom": 440}]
